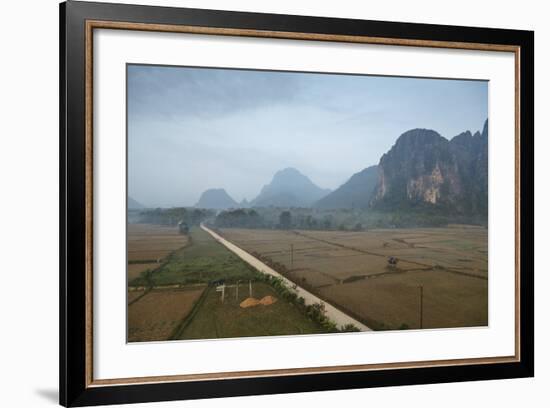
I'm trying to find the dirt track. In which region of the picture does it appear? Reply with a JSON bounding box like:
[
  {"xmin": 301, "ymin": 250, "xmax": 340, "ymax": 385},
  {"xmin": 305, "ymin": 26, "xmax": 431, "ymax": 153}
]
[{"xmin": 201, "ymin": 224, "xmax": 371, "ymax": 331}]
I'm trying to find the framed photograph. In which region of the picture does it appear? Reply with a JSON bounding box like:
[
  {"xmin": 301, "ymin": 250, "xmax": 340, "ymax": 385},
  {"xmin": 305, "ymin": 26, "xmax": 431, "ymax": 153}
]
[{"xmin": 60, "ymin": 1, "xmax": 534, "ymax": 406}]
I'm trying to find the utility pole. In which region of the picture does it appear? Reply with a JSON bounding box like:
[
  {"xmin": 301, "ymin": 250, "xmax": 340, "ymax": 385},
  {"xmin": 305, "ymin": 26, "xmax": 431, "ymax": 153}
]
[
  {"xmin": 419, "ymin": 285, "xmax": 424, "ymax": 329},
  {"xmin": 290, "ymin": 244, "xmax": 294, "ymax": 270},
  {"xmin": 249, "ymin": 280, "xmax": 252, "ymax": 297}
]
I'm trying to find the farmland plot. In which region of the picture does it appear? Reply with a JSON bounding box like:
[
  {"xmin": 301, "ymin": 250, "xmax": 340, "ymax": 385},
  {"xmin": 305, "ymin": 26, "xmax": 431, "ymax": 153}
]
[
  {"xmin": 128, "ymin": 287, "xmax": 206, "ymax": 342},
  {"xmin": 127, "ymin": 227, "xmax": 330, "ymax": 342},
  {"xmin": 128, "ymin": 263, "xmax": 159, "ymax": 281},
  {"xmin": 300, "ymin": 227, "xmax": 487, "ymax": 278},
  {"xmin": 177, "ymin": 282, "xmax": 326, "ymax": 340},
  {"xmin": 319, "ymin": 270, "xmax": 487, "ymax": 329},
  {"xmin": 140, "ymin": 227, "xmax": 259, "ymax": 287},
  {"xmin": 127, "ymin": 288, "xmax": 146, "ymax": 304},
  {"xmin": 219, "ymin": 226, "xmax": 488, "ymax": 330},
  {"xmin": 127, "ymin": 224, "xmax": 188, "ymax": 263},
  {"xmin": 127, "ymin": 224, "xmax": 189, "ymax": 284}
]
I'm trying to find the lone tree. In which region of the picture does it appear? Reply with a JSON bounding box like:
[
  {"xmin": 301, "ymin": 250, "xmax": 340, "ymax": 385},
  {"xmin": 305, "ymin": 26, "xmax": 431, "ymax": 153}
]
[{"xmin": 279, "ymin": 211, "xmax": 292, "ymax": 229}]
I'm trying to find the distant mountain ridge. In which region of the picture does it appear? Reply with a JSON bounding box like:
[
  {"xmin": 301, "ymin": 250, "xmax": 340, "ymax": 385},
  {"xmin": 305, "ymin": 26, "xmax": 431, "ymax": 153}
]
[
  {"xmin": 371, "ymin": 120, "xmax": 488, "ymax": 215},
  {"xmin": 128, "ymin": 196, "xmax": 145, "ymax": 209},
  {"xmin": 314, "ymin": 165, "xmax": 378, "ymax": 209},
  {"xmin": 251, "ymin": 167, "xmax": 331, "ymax": 208},
  {"xmin": 195, "ymin": 188, "xmax": 238, "ymax": 210},
  {"xmin": 192, "ymin": 121, "xmax": 488, "ymax": 215}
]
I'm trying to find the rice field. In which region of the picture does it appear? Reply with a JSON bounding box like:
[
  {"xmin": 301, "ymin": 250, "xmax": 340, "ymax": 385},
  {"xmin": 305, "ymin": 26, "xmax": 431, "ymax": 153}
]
[
  {"xmin": 128, "ymin": 287, "xmax": 206, "ymax": 342},
  {"xmin": 127, "ymin": 224, "xmax": 188, "ymax": 263},
  {"xmin": 176, "ymin": 282, "xmax": 326, "ymax": 340},
  {"xmin": 219, "ymin": 226, "xmax": 488, "ymax": 330},
  {"xmin": 127, "ymin": 223, "xmax": 189, "ymax": 284},
  {"xmin": 126, "ymin": 226, "xmax": 330, "ymax": 342}
]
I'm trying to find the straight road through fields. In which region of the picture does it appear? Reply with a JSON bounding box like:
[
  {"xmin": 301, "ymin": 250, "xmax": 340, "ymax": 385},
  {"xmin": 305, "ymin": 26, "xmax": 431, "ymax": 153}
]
[{"xmin": 201, "ymin": 224, "xmax": 371, "ymax": 331}]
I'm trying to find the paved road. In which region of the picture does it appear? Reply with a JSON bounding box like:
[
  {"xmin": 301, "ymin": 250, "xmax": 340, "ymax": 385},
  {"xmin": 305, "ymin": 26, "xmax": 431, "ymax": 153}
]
[{"xmin": 201, "ymin": 224, "xmax": 371, "ymax": 331}]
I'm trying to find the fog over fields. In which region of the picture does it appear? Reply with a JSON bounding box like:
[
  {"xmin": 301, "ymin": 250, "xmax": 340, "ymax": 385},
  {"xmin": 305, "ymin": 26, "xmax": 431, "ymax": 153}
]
[{"xmin": 127, "ymin": 65, "xmax": 488, "ymax": 208}]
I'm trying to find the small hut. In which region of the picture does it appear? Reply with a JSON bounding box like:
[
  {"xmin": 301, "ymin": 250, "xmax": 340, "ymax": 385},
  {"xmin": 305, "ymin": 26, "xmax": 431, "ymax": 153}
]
[{"xmin": 177, "ymin": 220, "xmax": 189, "ymax": 235}]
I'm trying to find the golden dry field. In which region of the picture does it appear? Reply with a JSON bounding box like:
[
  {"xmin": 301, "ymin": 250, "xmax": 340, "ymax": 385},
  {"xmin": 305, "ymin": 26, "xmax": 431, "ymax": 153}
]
[
  {"xmin": 127, "ymin": 224, "xmax": 189, "ymax": 283},
  {"xmin": 128, "ymin": 263, "xmax": 160, "ymax": 281},
  {"xmin": 127, "ymin": 224, "xmax": 188, "ymax": 263},
  {"xmin": 127, "ymin": 289, "xmax": 146, "ymax": 304},
  {"xmin": 219, "ymin": 226, "xmax": 488, "ymax": 330},
  {"xmin": 126, "ymin": 226, "xmax": 330, "ymax": 342},
  {"xmin": 128, "ymin": 287, "xmax": 206, "ymax": 342}
]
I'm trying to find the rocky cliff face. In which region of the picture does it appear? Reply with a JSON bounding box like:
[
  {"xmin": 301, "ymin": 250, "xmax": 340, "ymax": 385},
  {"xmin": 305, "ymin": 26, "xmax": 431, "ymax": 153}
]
[{"xmin": 371, "ymin": 120, "xmax": 488, "ymax": 215}]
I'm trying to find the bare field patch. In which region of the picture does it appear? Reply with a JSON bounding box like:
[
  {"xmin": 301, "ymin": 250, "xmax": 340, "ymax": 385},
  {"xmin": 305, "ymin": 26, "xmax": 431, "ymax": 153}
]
[
  {"xmin": 287, "ymin": 268, "xmax": 338, "ymax": 288},
  {"xmin": 128, "ymin": 287, "xmax": 205, "ymax": 342},
  {"xmin": 220, "ymin": 226, "xmax": 488, "ymax": 330},
  {"xmin": 128, "ymin": 263, "xmax": 159, "ymax": 281},
  {"xmin": 127, "ymin": 289, "xmax": 145, "ymax": 304},
  {"xmin": 319, "ymin": 270, "xmax": 488, "ymax": 330},
  {"xmin": 300, "ymin": 227, "xmax": 487, "ymax": 278},
  {"xmin": 297, "ymin": 253, "xmax": 420, "ymax": 279},
  {"xmin": 127, "ymin": 224, "xmax": 188, "ymax": 263}
]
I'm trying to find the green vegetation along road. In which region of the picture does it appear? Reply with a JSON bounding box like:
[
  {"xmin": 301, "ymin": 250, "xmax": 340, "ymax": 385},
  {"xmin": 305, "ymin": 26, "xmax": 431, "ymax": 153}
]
[{"xmin": 202, "ymin": 224, "xmax": 371, "ymax": 331}]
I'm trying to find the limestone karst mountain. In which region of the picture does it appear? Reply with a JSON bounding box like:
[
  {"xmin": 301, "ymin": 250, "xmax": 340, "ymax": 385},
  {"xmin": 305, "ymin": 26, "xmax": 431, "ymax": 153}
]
[{"xmin": 371, "ymin": 120, "xmax": 488, "ymax": 215}]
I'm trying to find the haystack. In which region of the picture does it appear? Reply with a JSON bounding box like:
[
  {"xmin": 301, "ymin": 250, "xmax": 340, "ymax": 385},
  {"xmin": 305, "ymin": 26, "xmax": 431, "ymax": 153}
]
[
  {"xmin": 259, "ymin": 295, "xmax": 277, "ymax": 306},
  {"xmin": 240, "ymin": 297, "xmax": 260, "ymax": 308}
]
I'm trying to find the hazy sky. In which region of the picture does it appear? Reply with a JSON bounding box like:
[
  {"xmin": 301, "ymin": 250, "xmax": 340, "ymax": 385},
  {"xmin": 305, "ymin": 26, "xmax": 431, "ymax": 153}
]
[{"xmin": 128, "ymin": 64, "xmax": 488, "ymax": 208}]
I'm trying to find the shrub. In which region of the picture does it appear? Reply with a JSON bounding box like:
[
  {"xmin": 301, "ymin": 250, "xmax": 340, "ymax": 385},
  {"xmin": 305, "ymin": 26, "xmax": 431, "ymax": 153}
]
[{"xmin": 340, "ymin": 324, "xmax": 361, "ymax": 332}]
